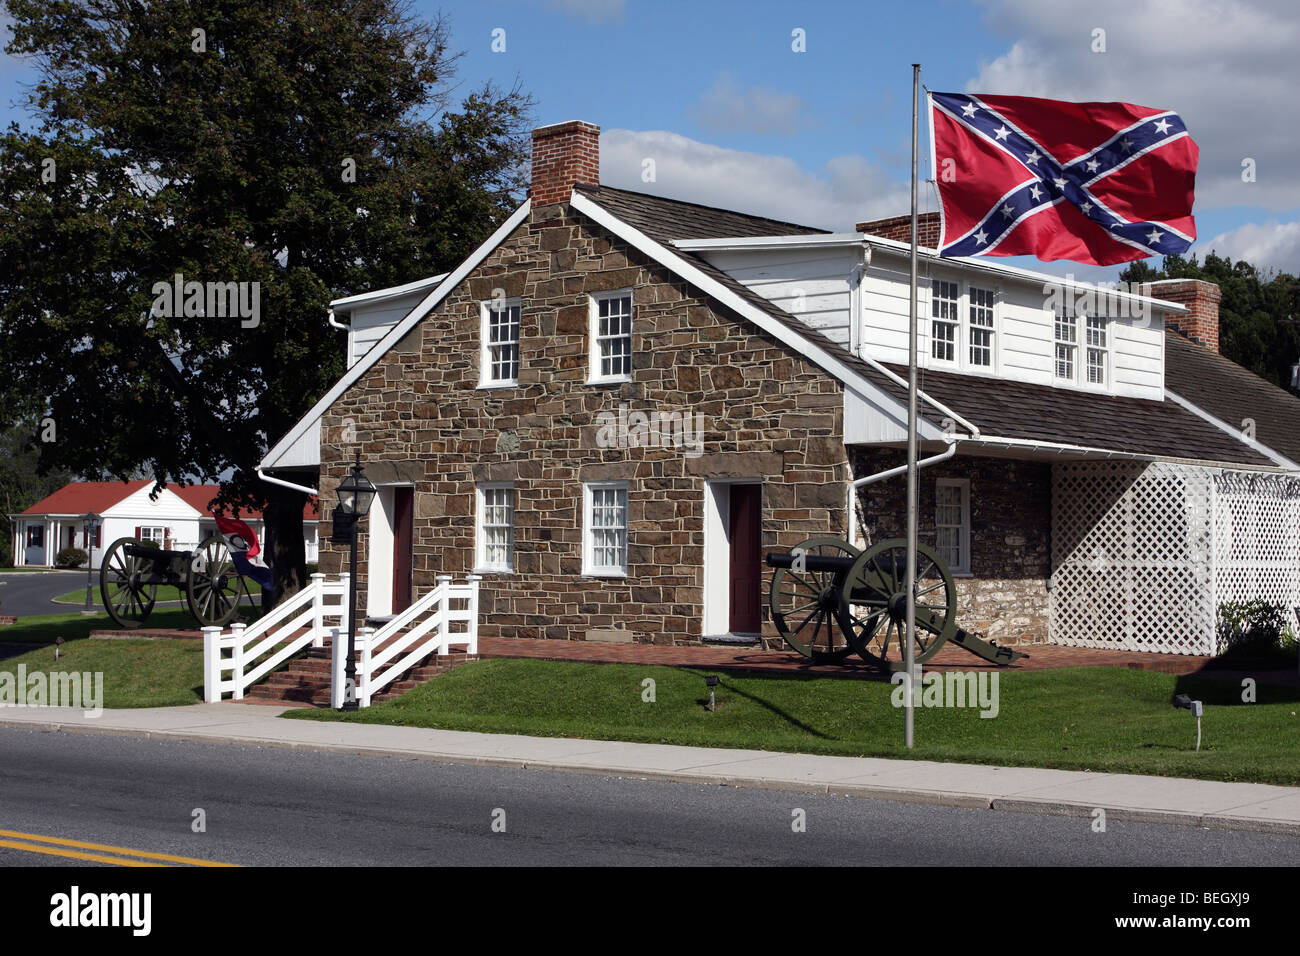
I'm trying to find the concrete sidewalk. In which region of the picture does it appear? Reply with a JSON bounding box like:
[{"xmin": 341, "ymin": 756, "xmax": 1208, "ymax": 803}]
[{"xmin": 2, "ymin": 703, "xmax": 1298, "ymax": 837}]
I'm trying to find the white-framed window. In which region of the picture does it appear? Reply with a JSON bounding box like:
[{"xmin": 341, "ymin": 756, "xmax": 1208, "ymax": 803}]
[
  {"xmin": 138, "ymin": 526, "xmax": 166, "ymax": 544},
  {"xmin": 1085, "ymin": 314, "xmax": 1108, "ymax": 386},
  {"xmin": 479, "ymin": 298, "xmax": 521, "ymax": 387},
  {"xmin": 968, "ymin": 286, "xmax": 995, "ymax": 368},
  {"xmin": 475, "ymin": 483, "xmax": 515, "ymax": 572},
  {"xmin": 934, "ymin": 479, "xmax": 970, "ymax": 574},
  {"xmin": 25, "ymin": 524, "xmax": 43, "ymax": 547},
  {"xmin": 583, "ymin": 481, "xmax": 628, "ymax": 576},
  {"xmin": 589, "ymin": 290, "xmax": 633, "ymax": 383},
  {"xmin": 1054, "ymin": 305, "xmax": 1077, "ymax": 381},
  {"xmin": 930, "ymin": 279, "xmax": 959, "ymax": 363}
]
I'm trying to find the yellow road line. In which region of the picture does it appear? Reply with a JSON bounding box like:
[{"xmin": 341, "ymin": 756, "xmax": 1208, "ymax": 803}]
[
  {"xmin": 0, "ymin": 828, "xmax": 239, "ymax": 867},
  {"xmin": 0, "ymin": 839, "xmax": 160, "ymax": 867}
]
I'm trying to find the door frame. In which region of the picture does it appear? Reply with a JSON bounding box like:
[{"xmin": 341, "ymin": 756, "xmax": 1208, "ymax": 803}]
[
  {"xmin": 366, "ymin": 483, "xmax": 414, "ymax": 619},
  {"xmin": 702, "ymin": 478, "xmax": 763, "ymax": 638}
]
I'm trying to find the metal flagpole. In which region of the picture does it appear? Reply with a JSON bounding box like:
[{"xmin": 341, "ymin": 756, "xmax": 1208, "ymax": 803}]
[{"xmin": 905, "ymin": 63, "xmax": 921, "ymax": 749}]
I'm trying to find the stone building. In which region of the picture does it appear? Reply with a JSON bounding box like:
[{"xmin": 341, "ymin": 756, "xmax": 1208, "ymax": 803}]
[{"xmin": 260, "ymin": 120, "xmax": 1300, "ymax": 657}]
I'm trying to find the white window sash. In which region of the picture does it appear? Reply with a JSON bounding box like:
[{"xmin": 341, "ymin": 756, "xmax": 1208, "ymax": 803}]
[
  {"xmin": 934, "ymin": 479, "xmax": 970, "ymax": 574},
  {"xmin": 476, "ymin": 484, "xmax": 515, "ymax": 571},
  {"xmin": 589, "ymin": 291, "xmax": 633, "ymax": 382},
  {"xmin": 480, "ymin": 300, "xmax": 521, "ymax": 386},
  {"xmin": 584, "ymin": 482, "xmax": 629, "ymax": 575}
]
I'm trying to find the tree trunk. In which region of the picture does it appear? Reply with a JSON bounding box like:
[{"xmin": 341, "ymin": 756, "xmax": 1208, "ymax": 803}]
[{"xmin": 262, "ymin": 483, "xmax": 307, "ymax": 612}]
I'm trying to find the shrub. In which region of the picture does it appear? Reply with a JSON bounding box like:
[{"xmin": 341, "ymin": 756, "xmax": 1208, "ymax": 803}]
[
  {"xmin": 55, "ymin": 547, "xmax": 88, "ymax": 569},
  {"xmin": 1216, "ymin": 600, "xmax": 1291, "ymax": 656}
]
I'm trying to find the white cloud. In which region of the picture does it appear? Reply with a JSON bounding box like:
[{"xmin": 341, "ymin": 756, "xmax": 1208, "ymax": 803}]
[
  {"xmin": 690, "ymin": 73, "xmax": 818, "ymax": 137},
  {"xmin": 600, "ymin": 128, "xmax": 911, "ymax": 232},
  {"xmin": 547, "ymin": 0, "xmax": 625, "ymax": 23},
  {"xmin": 969, "ymin": 0, "xmax": 1300, "ymax": 211},
  {"xmin": 1198, "ymin": 220, "xmax": 1300, "ymax": 275}
]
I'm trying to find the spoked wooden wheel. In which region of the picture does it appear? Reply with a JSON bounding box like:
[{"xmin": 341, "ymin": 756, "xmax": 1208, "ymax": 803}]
[
  {"xmin": 769, "ymin": 536, "xmax": 862, "ymax": 663},
  {"xmin": 99, "ymin": 537, "xmax": 158, "ymax": 628},
  {"xmin": 837, "ymin": 538, "xmax": 958, "ymax": 671},
  {"xmin": 187, "ymin": 535, "xmax": 244, "ymax": 627}
]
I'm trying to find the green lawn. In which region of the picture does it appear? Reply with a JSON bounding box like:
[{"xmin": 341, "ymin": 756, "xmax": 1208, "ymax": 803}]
[
  {"xmin": 52, "ymin": 581, "xmax": 262, "ymax": 606},
  {"xmin": 0, "ymin": 639, "xmax": 203, "ymax": 708},
  {"xmin": 285, "ymin": 658, "xmax": 1300, "ymax": 785},
  {"xmin": 0, "ymin": 607, "xmax": 200, "ymax": 643}
]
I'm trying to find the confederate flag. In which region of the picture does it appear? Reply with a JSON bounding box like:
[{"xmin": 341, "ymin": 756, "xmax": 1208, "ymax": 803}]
[{"xmin": 928, "ymin": 92, "xmax": 1198, "ymax": 266}]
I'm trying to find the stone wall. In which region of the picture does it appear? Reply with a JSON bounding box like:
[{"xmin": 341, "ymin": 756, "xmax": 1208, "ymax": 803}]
[
  {"xmin": 850, "ymin": 449, "xmax": 1051, "ymax": 645},
  {"xmin": 317, "ymin": 199, "xmax": 850, "ymax": 645}
]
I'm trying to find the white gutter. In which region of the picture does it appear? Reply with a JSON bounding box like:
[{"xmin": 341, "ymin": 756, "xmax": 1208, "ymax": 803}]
[
  {"xmin": 327, "ymin": 308, "xmax": 348, "ymax": 330},
  {"xmin": 673, "ymin": 233, "xmax": 866, "ymax": 252},
  {"xmin": 257, "ymin": 467, "xmax": 319, "ymax": 497}
]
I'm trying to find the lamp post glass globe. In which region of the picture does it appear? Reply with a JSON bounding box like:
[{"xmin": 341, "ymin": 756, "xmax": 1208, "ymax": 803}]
[{"xmin": 336, "ymin": 453, "xmax": 376, "ymax": 517}]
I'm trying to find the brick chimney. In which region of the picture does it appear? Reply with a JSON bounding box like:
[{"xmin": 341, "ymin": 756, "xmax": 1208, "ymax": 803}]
[
  {"xmin": 1141, "ymin": 278, "xmax": 1222, "ymax": 352},
  {"xmin": 857, "ymin": 212, "xmax": 941, "ymax": 248},
  {"xmin": 530, "ymin": 120, "xmax": 600, "ymax": 208}
]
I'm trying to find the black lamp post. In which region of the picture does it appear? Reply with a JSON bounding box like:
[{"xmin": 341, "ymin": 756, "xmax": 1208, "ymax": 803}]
[
  {"xmin": 81, "ymin": 511, "xmax": 100, "ymax": 613},
  {"xmin": 331, "ymin": 452, "xmax": 376, "ymax": 711}
]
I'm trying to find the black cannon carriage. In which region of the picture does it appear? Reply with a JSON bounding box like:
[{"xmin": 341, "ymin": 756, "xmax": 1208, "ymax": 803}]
[{"xmin": 766, "ymin": 536, "xmax": 1027, "ymax": 670}]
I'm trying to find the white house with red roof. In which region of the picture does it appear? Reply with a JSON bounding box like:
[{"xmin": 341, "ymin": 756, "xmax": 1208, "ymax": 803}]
[{"xmin": 9, "ymin": 482, "xmax": 319, "ymax": 569}]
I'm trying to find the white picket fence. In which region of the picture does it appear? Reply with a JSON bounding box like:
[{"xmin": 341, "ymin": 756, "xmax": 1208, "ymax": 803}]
[
  {"xmin": 334, "ymin": 574, "xmax": 481, "ymax": 708},
  {"xmin": 202, "ymin": 573, "xmax": 349, "ymax": 702}
]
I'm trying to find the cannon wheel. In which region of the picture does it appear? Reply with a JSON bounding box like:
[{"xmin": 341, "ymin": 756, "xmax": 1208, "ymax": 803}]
[
  {"xmin": 186, "ymin": 535, "xmax": 245, "ymax": 627},
  {"xmin": 837, "ymin": 538, "xmax": 958, "ymax": 671},
  {"xmin": 769, "ymin": 536, "xmax": 862, "ymax": 663},
  {"xmin": 99, "ymin": 537, "xmax": 159, "ymax": 628}
]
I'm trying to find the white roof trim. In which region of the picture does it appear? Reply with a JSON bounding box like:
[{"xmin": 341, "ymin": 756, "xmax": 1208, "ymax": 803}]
[
  {"xmin": 864, "ymin": 235, "xmax": 1190, "ymax": 313},
  {"xmin": 672, "ymin": 233, "xmax": 865, "ymax": 251},
  {"xmin": 260, "ymin": 200, "xmax": 532, "ymax": 472},
  {"xmin": 330, "ymin": 272, "xmax": 451, "ymax": 313},
  {"xmin": 1165, "ymin": 389, "xmax": 1299, "ymax": 471}
]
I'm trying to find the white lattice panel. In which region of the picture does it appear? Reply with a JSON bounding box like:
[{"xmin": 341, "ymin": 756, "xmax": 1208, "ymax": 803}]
[{"xmin": 1051, "ymin": 461, "xmax": 1300, "ymax": 656}]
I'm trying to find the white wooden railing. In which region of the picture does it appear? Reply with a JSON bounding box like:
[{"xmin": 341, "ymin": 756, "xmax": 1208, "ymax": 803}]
[
  {"xmin": 332, "ymin": 574, "xmax": 481, "ymax": 708},
  {"xmin": 202, "ymin": 573, "xmax": 349, "ymax": 702}
]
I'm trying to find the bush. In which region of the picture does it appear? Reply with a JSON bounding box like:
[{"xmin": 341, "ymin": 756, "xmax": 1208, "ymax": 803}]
[
  {"xmin": 1216, "ymin": 600, "xmax": 1293, "ymax": 656},
  {"xmin": 55, "ymin": 547, "xmax": 88, "ymax": 569}
]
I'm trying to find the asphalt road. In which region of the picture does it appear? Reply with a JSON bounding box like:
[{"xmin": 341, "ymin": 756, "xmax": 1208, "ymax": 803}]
[
  {"xmin": 2, "ymin": 727, "xmax": 1297, "ymax": 867},
  {"xmin": 0, "ymin": 570, "xmax": 86, "ymax": 618}
]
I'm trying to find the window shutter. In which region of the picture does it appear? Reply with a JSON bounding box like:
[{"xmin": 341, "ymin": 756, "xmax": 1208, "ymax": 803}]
[
  {"xmin": 95, "ymin": 525, "xmax": 102, "ymax": 548},
  {"xmin": 134, "ymin": 525, "xmax": 141, "ymax": 539}
]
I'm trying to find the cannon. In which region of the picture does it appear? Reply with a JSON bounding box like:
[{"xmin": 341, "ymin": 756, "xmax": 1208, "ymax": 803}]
[
  {"xmin": 766, "ymin": 536, "xmax": 1028, "ymax": 670},
  {"xmin": 98, "ymin": 517, "xmax": 271, "ymax": 628}
]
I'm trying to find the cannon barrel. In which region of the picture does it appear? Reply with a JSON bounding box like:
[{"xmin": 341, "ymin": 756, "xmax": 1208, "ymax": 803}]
[{"xmin": 765, "ymin": 551, "xmax": 857, "ymax": 573}]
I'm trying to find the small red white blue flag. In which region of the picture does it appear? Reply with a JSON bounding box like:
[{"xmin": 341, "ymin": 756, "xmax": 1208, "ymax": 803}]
[{"xmin": 928, "ymin": 92, "xmax": 1199, "ymax": 266}]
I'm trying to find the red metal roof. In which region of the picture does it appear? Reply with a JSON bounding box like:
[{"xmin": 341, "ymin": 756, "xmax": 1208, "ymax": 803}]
[
  {"xmin": 19, "ymin": 481, "xmax": 151, "ymax": 516},
  {"xmin": 22, "ymin": 482, "xmax": 319, "ymax": 521}
]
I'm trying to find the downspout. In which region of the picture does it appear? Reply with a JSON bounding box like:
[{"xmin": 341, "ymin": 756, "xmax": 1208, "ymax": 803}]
[
  {"xmin": 327, "ymin": 308, "xmax": 349, "ymax": 330},
  {"xmin": 257, "ymin": 467, "xmax": 319, "ymax": 497}
]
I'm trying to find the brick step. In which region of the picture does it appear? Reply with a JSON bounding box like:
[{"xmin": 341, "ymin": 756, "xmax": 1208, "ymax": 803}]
[{"xmin": 242, "ymin": 650, "xmax": 479, "ymax": 706}]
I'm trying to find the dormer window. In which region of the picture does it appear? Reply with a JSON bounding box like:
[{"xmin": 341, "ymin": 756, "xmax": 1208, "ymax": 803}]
[
  {"xmin": 1085, "ymin": 315, "xmax": 1108, "ymax": 386},
  {"xmin": 480, "ymin": 298, "xmax": 521, "ymax": 387},
  {"xmin": 1054, "ymin": 305, "xmax": 1077, "ymax": 381},
  {"xmin": 930, "ymin": 279, "xmax": 959, "ymax": 363},
  {"xmin": 589, "ymin": 290, "xmax": 633, "ymax": 383},
  {"xmin": 968, "ymin": 286, "xmax": 995, "ymax": 368}
]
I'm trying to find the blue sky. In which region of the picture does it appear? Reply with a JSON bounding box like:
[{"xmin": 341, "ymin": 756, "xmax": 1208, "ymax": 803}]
[{"xmin": 3, "ymin": 0, "xmax": 1297, "ymax": 282}]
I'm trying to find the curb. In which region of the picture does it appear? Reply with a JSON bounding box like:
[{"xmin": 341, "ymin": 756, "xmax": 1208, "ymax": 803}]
[{"xmin": 3, "ymin": 716, "xmax": 1298, "ymax": 837}]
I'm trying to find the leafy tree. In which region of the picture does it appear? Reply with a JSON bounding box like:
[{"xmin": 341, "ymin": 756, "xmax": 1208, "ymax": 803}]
[
  {"xmin": 0, "ymin": 1, "xmax": 533, "ymax": 603},
  {"xmin": 0, "ymin": 413, "xmax": 74, "ymax": 567},
  {"xmin": 1121, "ymin": 252, "xmax": 1300, "ymax": 392}
]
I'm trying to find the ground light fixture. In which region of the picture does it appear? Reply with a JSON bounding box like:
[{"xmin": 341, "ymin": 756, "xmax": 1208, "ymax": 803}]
[
  {"xmin": 81, "ymin": 511, "xmax": 100, "ymax": 613},
  {"xmin": 331, "ymin": 452, "xmax": 376, "ymax": 712},
  {"xmin": 1172, "ymin": 692, "xmax": 1204, "ymax": 752},
  {"xmin": 705, "ymin": 674, "xmax": 720, "ymax": 712}
]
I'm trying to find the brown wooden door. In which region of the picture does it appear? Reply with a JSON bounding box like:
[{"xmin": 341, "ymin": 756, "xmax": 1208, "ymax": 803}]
[
  {"xmin": 728, "ymin": 484, "xmax": 762, "ymax": 634},
  {"xmin": 392, "ymin": 487, "xmax": 414, "ymax": 614}
]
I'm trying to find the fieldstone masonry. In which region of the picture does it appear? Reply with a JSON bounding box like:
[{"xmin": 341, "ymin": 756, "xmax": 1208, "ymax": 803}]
[
  {"xmin": 850, "ymin": 448, "xmax": 1051, "ymax": 645},
  {"xmin": 318, "ymin": 198, "xmax": 850, "ymax": 646}
]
